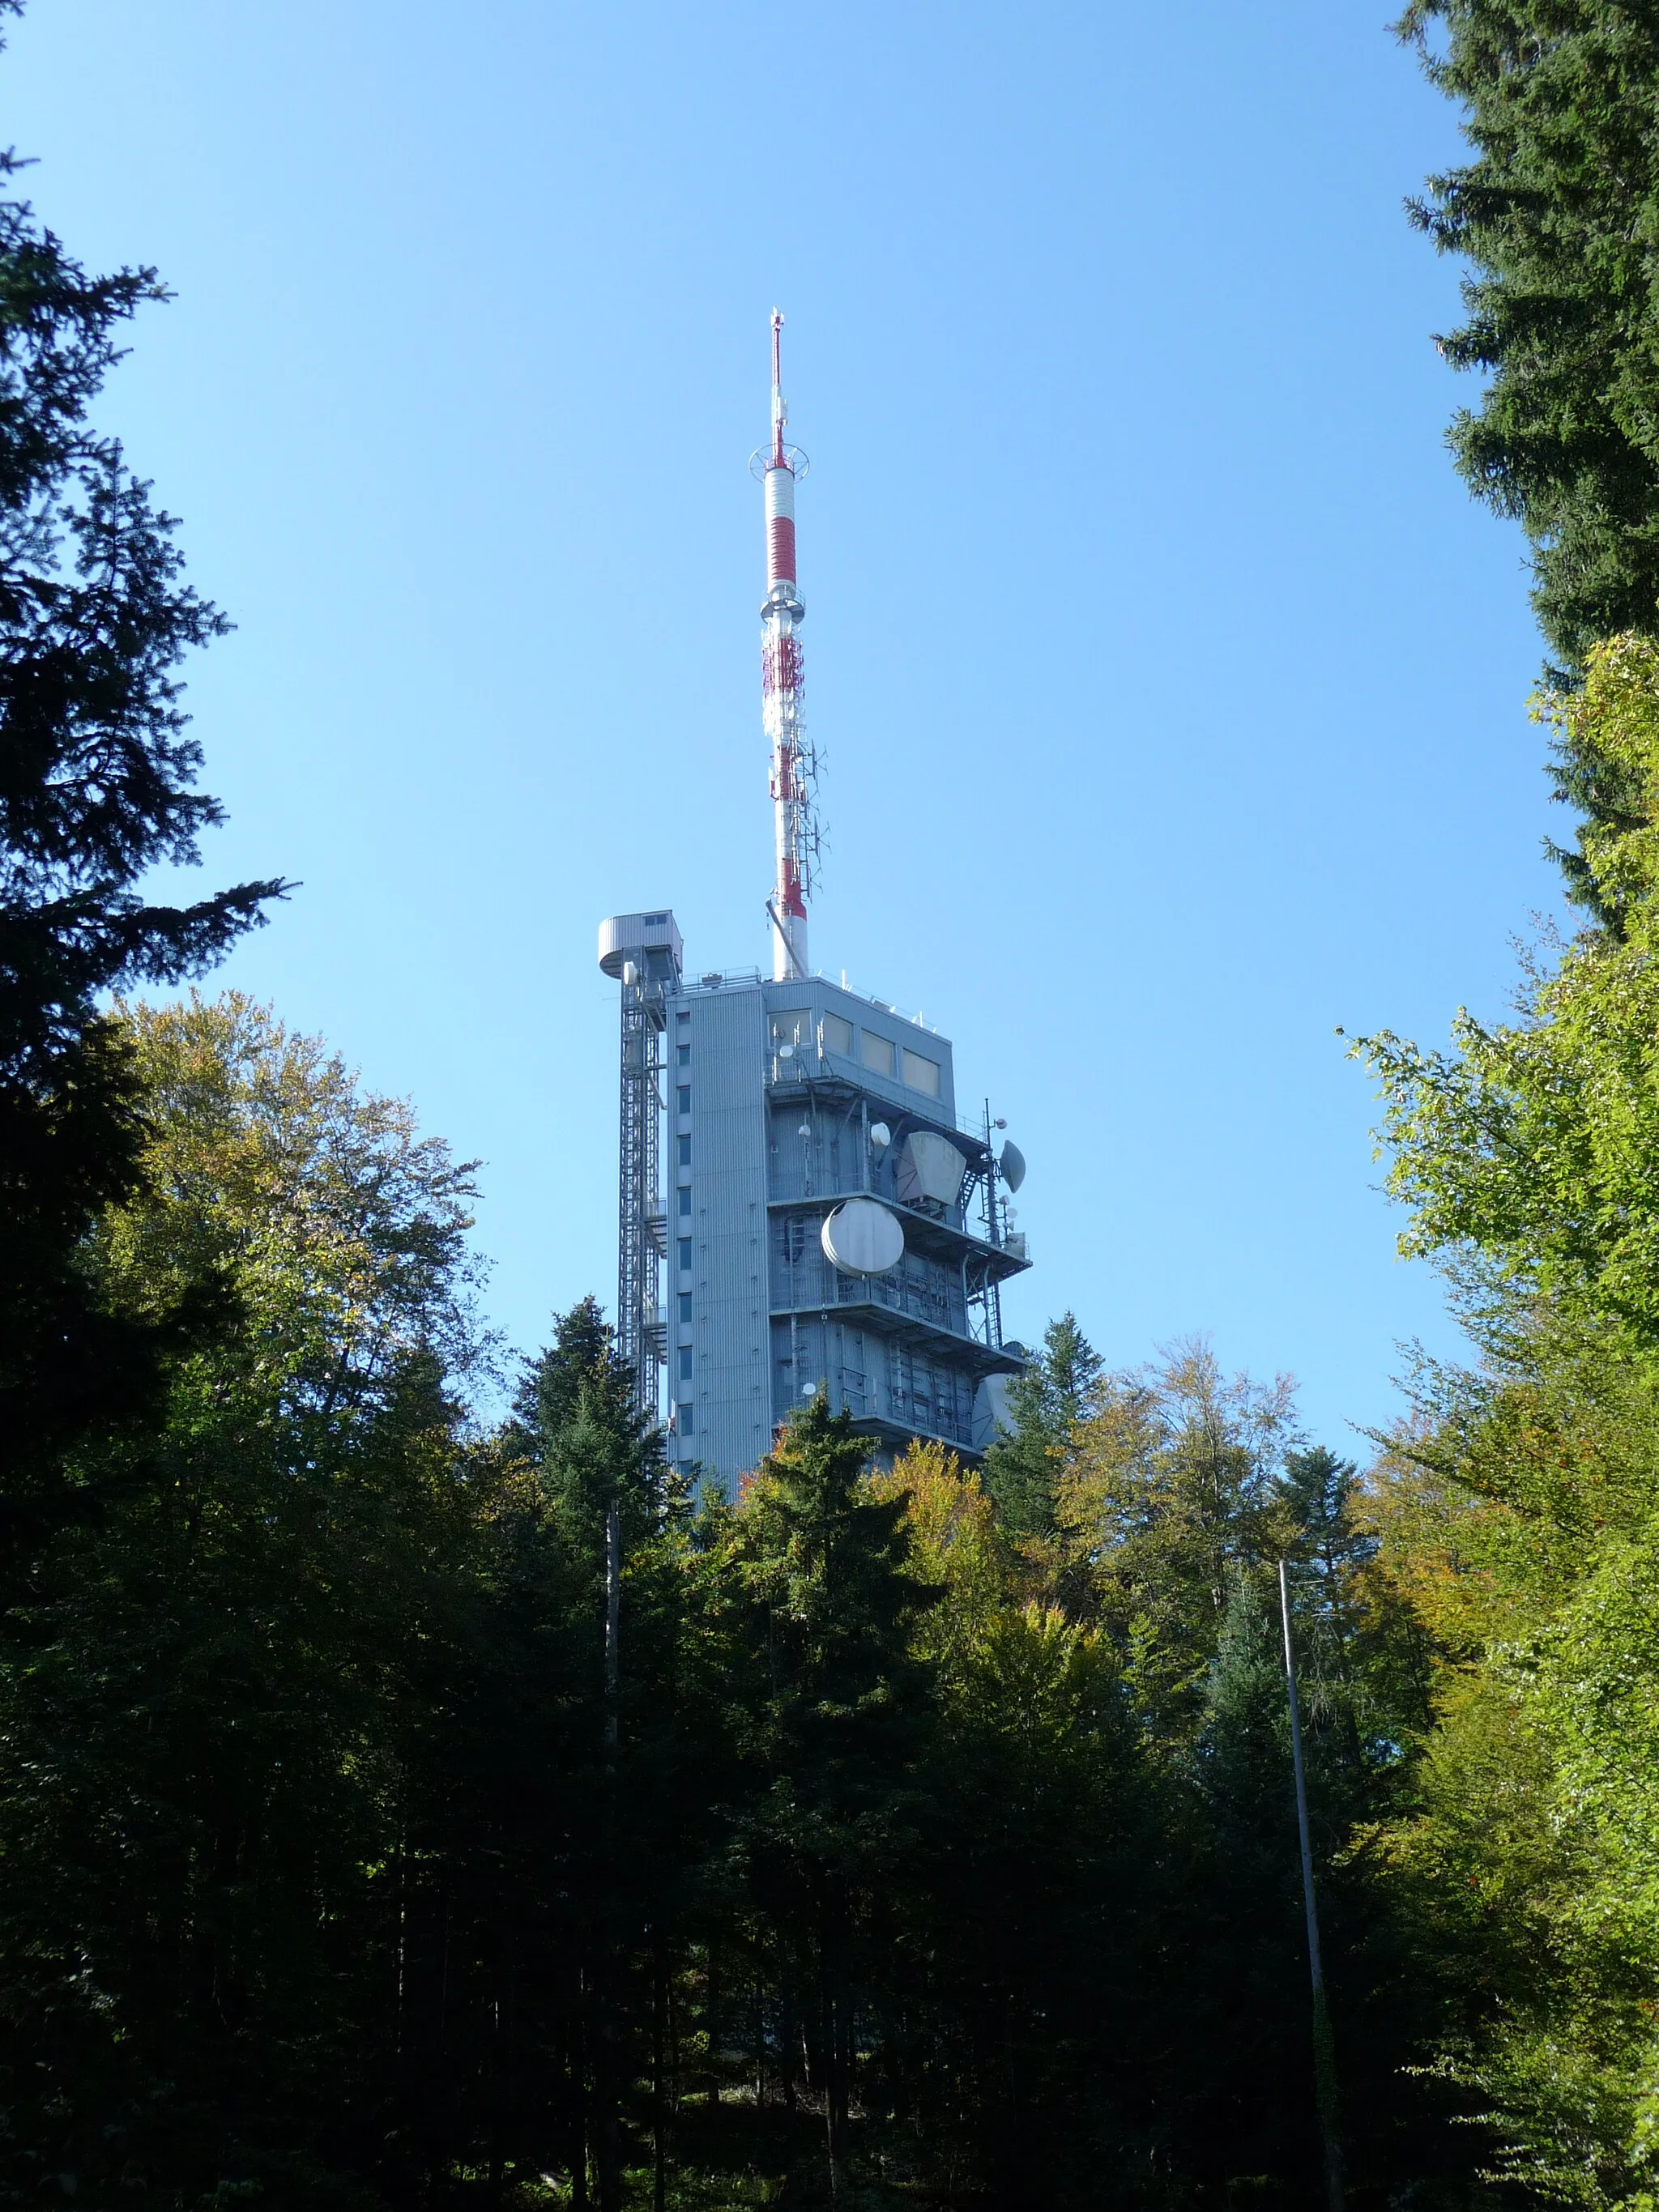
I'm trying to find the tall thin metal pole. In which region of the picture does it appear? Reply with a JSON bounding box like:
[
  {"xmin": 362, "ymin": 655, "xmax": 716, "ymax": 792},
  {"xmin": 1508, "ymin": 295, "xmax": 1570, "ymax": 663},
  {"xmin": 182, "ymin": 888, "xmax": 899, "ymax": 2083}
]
[
  {"xmin": 1278, "ymin": 1558, "xmax": 1345, "ymax": 2212},
  {"xmin": 603, "ymin": 1501, "xmax": 621, "ymax": 1754}
]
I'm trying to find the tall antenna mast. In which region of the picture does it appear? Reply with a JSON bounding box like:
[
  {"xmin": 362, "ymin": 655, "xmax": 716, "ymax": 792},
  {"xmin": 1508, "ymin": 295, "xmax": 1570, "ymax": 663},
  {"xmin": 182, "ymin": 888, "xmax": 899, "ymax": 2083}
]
[{"xmin": 754, "ymin": 309, "xmax": 818, "ymax": 982}]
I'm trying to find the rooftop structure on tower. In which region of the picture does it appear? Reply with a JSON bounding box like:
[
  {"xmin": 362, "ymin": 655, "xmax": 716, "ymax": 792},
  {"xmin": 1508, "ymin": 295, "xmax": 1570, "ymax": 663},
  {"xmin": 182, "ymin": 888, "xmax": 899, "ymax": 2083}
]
[{"xmin": 599, "ymin": 317, "xmax": 1030, "ymax": 1495}]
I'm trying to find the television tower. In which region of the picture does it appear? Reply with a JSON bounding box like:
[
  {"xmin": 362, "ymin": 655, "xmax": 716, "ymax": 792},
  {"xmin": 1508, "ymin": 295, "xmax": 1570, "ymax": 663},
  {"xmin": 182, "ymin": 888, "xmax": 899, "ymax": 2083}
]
[
  {"xmin": 600, "ymin": 313, "xmax": 1034, "ymax": 1494},
  {"xmin": 756, "ymin": 310, "xmax": 818, "ymax": 982}
]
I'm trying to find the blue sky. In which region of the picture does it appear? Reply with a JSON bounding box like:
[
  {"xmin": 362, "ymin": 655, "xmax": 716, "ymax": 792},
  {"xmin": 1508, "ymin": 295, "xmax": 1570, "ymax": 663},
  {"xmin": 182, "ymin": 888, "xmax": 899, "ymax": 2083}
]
[{"xmin": 9, "ymin": 1, "xmax": 1557, "ymax": 1448}]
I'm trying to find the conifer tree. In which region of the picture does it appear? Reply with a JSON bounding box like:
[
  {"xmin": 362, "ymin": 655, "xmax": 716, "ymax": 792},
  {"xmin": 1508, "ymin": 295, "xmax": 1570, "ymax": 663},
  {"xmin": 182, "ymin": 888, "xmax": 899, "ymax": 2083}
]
[
  {"xmin": 980, "ymin": 1310, "xmax": 1101, "ymax": 1540},
  {"xmin": 1397, "ymin": 0, "xmax": 1659, "ymax": 918},
  {"xmin": 0, "ymin": 19, "xmax": 284, "ymax": 1519},
  {"xmin": 723, "ymin": 1395, "xmax": 935, "ymax": 2196},
  {"xmin": 507, "ymin": 1301, "xmax": 719, "ymax": 2210}
]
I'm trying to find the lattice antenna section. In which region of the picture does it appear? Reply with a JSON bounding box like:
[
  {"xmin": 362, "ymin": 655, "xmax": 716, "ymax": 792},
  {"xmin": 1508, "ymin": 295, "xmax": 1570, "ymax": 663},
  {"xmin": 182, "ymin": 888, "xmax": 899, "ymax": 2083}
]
[
  {"xmin": 752, "ymin": 309, "xmax": 820, "ymax": 982},
  {"xmin": 617, "ymin": 980, "xmax": 665, "ymax": 1413},
  {"xmin": 598, "ymin": 912, "xmax": 683, "ymax": 1421}
]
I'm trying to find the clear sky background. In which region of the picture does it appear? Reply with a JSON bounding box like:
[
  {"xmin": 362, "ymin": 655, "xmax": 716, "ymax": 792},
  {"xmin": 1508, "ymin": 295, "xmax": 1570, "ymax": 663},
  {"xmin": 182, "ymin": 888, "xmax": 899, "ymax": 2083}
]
[{"xmin": 6, "ymin": 1, "xmax": 1557, "ymax": 1449}]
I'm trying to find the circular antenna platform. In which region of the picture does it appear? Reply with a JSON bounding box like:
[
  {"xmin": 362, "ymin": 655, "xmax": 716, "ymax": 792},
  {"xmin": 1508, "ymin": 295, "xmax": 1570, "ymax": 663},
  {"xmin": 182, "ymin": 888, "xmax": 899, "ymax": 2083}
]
[{"xmin": 749, "ymin": 445, "xmax": 811, "ymax": 482}]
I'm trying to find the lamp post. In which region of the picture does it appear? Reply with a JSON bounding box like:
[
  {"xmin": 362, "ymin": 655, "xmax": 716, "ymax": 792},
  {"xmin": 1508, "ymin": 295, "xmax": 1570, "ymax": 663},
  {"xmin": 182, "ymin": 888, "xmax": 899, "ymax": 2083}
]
[{"xmin": 1279, "ymin": 1556, "xmax": 1345, "ymax": 2211}]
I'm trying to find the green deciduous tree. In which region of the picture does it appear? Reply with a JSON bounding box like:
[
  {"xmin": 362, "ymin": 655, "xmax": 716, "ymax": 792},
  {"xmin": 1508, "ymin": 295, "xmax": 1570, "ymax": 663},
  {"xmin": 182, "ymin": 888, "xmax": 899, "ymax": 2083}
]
[
  {"xmin": 1366, "ymin": 634, "xmax": 1659, "ymax": 1341},
  {"xmin": 1357, "ymin": 632, "xmax": 1659, "ymax": 2198},
  {"xmin": 1056, "ymin": 1337, "xmax": 1301, "ymax": 1743},
  {"xmin": 0, "ymin": 993, "xmax": 485, "ymax": 2207}
]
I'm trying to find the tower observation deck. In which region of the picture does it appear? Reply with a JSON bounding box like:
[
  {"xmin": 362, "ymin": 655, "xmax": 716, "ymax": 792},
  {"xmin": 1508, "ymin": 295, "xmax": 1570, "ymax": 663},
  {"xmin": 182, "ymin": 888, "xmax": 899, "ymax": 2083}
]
[{"xmin": 599, "ymin": 320, "xmax": 1031, "ymax": 1494}]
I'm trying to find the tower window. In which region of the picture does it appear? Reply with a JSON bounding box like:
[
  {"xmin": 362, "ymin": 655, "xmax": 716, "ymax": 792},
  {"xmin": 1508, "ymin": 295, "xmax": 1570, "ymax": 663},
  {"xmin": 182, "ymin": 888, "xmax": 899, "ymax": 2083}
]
[
  {"xmin": 902, "ymin": 1048, "xmax": 940, "ymax": 1097},
  {"xmin": 821, "ymin": 1012, "xmax": 853, "ymax": 1057},
  {"xmin": 678, "ymin": 1134, "xmax": 692, "ymax": 1166},
  {"xmin": 861, "ymin": 1031, "xmax": 895, "ymax": 1077},
  {"xmin": 679, "ymin": 1347, "xmax": 693, "ymax": 1381},
  {"xmin": 677, "ymin": 1238, "xmax": 692, "ymax": 1272},
  {"xmin": 679, "ymin": 1188, "xmax": 692, "ymax": 1217},
  {"xmin": 677, "ymin": 1085, "xmax": 690, "ymax": 1113},
  {"xmin": 677, "ymin": 1042, "xmax": 690, "ymax": 1068}
]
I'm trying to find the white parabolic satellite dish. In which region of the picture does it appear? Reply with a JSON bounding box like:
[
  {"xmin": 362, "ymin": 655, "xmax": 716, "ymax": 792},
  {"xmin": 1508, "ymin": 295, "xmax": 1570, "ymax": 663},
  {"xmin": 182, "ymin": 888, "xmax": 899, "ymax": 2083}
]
[{"xmin": 821, "ymin": 1197, "xmax": 906, "ymax": 1277}]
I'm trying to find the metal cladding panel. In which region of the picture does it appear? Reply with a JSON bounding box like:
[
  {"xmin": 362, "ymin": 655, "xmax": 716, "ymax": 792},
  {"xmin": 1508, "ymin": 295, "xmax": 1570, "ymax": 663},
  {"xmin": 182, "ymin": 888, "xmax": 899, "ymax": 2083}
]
[
  {"xmin": 767, "ymin": 517, "xmax": 797, "ymax": 587},
  {"xmin": 766, "ymin": 1093, "xmax": 870, "ymax": 1209},
  {"xmin": 764, "ymin": 465, "xmax": 796, "ymax": 523},
  {"xmin": 774, "ymin": 1226, "xmax": 970, "ymax": 1340},
  {"xmin": 766, "ymin": 1089, "xmax": 977, "ymax": 1243},
  {"xmin": 761, "ymin": 979, "xmax": 956, "ymax": 1123},
  {"xmin": 766, "ymin": 1297, "xmax": 980, "ymax": 1456},
  {"xmin": 770, "ymin": 1309, "xmax": 876, "ymax": 1423},
  {"xmin": 662, "ymin": 977, "xmax": 997, "ymax": 1485},
  {"xmin": 598, "ymin": 909, "xmax": 684, "ymax": 982},
  {"xmin": 684, "ymin": 987, "xmax": 770, "ymax": 1498}
]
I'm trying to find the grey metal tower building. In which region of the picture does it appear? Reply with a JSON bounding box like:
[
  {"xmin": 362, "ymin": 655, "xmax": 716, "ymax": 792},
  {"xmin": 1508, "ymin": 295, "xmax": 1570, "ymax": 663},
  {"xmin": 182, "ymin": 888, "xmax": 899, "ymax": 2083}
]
[
  {"xmin": 598, "ymin": 321, "xmax": 1030, "ymax": 1492},
  {"xmin": 595, "ymin": 931, "xmax": 1031, "ymax": 1494}
]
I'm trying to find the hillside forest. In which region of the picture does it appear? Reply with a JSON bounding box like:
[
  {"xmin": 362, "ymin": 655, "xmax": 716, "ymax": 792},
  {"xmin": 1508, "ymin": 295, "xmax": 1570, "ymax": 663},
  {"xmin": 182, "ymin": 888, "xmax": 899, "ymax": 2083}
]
[{"xmin": 9, "ymin": 2, "xmax": 1659, "ymax": 2205}]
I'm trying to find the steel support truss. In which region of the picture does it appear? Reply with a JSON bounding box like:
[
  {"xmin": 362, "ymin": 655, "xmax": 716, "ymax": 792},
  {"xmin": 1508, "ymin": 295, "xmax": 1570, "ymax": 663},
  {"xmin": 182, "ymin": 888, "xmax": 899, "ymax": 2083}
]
[{"xmin": 617, "ymin": 970, "xmax": 669, "ymax": 1423}]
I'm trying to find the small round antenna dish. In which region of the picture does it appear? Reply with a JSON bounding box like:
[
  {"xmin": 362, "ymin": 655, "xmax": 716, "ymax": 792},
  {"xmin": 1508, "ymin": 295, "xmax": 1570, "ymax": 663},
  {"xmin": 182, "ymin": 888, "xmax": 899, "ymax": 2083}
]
[
  {"xmin": 621, "ymin": 960, "xmax": 638, "ymax": 988},
  {"xmin": 869, "ymin": 1122, "xmax": 892, "ymax": 1150},
  {"xmin": 778, "ymin": 1041, "xmax": 794, "ymax": 1059},
  {"xmin": 999, "ymin": 1140, "xmax": 1027, "ymax": 1194}
]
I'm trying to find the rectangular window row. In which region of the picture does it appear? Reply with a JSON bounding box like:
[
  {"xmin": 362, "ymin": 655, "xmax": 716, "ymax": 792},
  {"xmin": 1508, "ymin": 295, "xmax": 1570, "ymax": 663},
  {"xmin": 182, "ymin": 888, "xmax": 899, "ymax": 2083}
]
[{"xmin": 770, "ymin": 1009, "xmax": 940, "ymax": 1098}]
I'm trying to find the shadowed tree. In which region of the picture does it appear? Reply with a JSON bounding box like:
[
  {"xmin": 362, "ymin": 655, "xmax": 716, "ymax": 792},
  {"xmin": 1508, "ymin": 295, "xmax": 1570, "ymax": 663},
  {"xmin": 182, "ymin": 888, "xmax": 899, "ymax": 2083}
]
[
  {"xmin": 0, "ymin": 29, "xmax": 284, "ymax": 1549},
  {"xmin": 721, "ymin": 1395, "xmax": 936, "ymax": 2201},
  {"xmin": 981, "ymin": 1310, "xmax": 1102, "ymax": 1542}
]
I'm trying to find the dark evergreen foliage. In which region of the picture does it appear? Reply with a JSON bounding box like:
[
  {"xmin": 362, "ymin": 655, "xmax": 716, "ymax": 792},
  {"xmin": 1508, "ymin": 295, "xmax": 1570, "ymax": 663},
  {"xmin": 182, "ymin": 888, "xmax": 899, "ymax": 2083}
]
[
  {"xmin": 0, "ymin": 25, "xmax": 284, "ymax": 1532},
  {"xmin": 979, "ymin": 1308, "xmax": 1100, "ymax": 1538},
  {"xmin": 1398, "ymin": 0, "xmax": 1659, "ymax": 918}
]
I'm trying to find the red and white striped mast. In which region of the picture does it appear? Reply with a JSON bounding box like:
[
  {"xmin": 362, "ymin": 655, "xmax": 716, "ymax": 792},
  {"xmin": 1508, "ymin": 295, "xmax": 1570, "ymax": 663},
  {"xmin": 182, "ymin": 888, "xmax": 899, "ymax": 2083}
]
[{"xmin": 756, "ymin": 310, "xmax": 817, "ymax": 982}]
